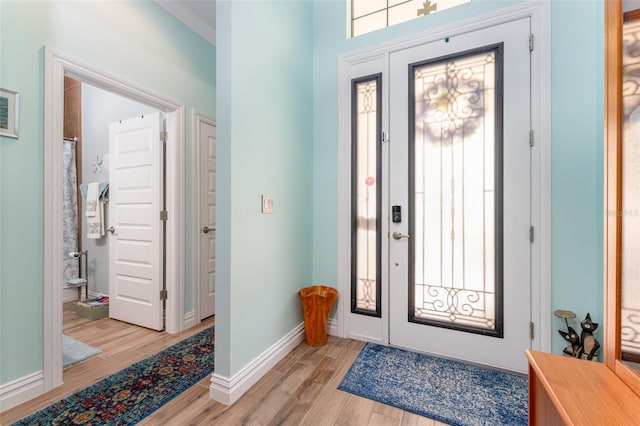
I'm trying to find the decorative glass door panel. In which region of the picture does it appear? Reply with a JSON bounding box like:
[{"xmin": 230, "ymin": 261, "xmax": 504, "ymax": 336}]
[
  {"xmin": 352, "ymin": 75, "xmax": 382, "ymax": 317},
  {"xmin": 409, "ymin": 46, "xmax": 503, "ymax": 336}
]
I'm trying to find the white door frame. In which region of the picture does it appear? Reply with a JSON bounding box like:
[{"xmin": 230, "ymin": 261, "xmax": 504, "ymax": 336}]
[
  {"xmin": 192, "ymin": 110, "xmax": 216, "ymax": 325},
  {"xmin": 43, "ymin": 47, "xmax": 186, "ymax": 393},
  {"xmin": 336, "ymin": 1, "xmax": 552, "ymax": 353}
]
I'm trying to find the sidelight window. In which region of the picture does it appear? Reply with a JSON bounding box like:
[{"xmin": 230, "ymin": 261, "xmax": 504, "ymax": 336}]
[{"xmin": 351, "ymin": 75, "xmax": 382, "ymax": 317}]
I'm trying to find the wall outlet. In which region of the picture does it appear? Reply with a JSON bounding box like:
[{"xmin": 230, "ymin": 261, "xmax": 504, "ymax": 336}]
[{"xmin": 261, "ymin": 195, "xmax": 274, "ymax": 213}]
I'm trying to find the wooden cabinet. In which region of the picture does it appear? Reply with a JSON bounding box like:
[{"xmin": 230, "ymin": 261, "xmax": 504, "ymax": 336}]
[
  {"xmin": 526, "ymin": 350, "xmax": 640, "ymax": 425},
  {"xmin": 526, "ymin": 2, "xmax": 640, "ymax": 424}
]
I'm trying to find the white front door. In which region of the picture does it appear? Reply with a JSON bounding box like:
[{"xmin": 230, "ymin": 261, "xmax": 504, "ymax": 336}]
[
  {"xmin": 388, "ymin": 18, "xmax": 531, "ymax": 372},
  {"xmin": 108, "ymin": 112, "xmax": 164, "ymax": 331},
  {"xmin": 198, "ymin": 118, "xmax": 216, "ymax": 320}
]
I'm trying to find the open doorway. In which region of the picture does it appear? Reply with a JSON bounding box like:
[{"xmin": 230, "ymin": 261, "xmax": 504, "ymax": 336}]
[
  {"xmin": 62, "ymin": 79, "xmax": 162, "ymax": 306},
  {"xmin": 61, "ymin": 79, "xmax": 166, "ymax": 368},
  {"xmin": 43, "ymin": 48, "xmax": 187, "ymax": 394}
]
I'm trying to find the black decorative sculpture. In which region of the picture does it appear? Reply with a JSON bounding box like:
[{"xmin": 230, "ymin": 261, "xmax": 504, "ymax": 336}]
[
  {"xmin": 580, "ymin": 313, "xmax": 601, "ymax": 361},
  {"xmin": 559, "ymin": 326, "xmax": 582, "ymax": 357},
  {"xmin": 554, "ymin": 310, "xmax": 601, "ymax": 361}
]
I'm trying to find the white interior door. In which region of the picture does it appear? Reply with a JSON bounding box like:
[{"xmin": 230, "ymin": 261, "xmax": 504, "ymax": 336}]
[
  {"xmin": 108, "ymin": 112, "xmax": 164, "ymax": 331},
  {"xmin": 388, "ymin": 18, "xmax": 531, "ymax": 372},
  {"xmin": 199, "ymin": 118, "xmax": 216, "ymax": 320}
]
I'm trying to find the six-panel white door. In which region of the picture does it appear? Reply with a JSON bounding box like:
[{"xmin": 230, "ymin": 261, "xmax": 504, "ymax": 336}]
[
  {"xmin": 199, "ymin": 118, "xmax": 216, "ymax": 320},
  {"xmin": 108, "ymin": 112, "xmax": 164, "ymax": 331}
]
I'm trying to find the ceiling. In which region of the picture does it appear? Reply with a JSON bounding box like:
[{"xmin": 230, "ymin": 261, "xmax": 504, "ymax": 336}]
[{"xmin": 155, "ymin": 0, "xmax": 216, "ymax": 45}]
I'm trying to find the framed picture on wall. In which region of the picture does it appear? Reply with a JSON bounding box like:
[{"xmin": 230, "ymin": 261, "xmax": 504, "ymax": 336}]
[{"xmin": 0, "ymin": 88, "xmax": 20, "ymax": 139}]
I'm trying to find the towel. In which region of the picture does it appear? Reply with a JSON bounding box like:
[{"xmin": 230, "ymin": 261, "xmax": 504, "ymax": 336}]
[
  {"xmin": 80, "ymin": 182, "xmax": 109, "ymax": 202},
  {"xmin": 98, "ymin": 183, "xmax": 110, "ymax": 202},
  {"xmin": 86, "ymin": 199, "xmax": 105, "ymax": 239},
  {"xmin": 86, "ymin": 183, "xmax": 104, "ymax": 239},
  {"xmin": 85, "ymin": 183, "xmax": 99, "ymax": 217}
]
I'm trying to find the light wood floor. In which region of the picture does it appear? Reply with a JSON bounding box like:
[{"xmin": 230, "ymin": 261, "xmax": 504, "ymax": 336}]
[{"xmin": 1, "ymin": 304, "xmax": 448, "ymax": 425}]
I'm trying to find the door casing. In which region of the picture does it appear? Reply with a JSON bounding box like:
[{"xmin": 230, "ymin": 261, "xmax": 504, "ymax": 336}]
[
  {"xmin": 336, "ymin": 1, "xmax": 552, "ymax": 354},
  {"xmin": 43, "ymin": 47, "xmax": 186, "ymax": 395}
]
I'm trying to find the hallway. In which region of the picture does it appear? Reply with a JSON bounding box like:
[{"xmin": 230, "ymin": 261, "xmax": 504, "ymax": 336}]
[{"xmin": 1, "ymin": 310, "xmax": 446, "ymax": 425}]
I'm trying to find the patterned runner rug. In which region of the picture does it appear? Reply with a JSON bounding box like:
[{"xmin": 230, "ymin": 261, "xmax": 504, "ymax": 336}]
[
  {"xmin": 13, "ymin": 327, "xmax": 214, "ymax": 426},
  {"xmin": 338, "ymin": 343, "xmax": 527, "ymax": 426}
]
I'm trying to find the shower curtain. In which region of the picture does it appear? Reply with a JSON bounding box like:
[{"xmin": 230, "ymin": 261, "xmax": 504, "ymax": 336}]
[{"xmin": 62, "ymin": 140, "xmax": 79, "ymax": 283}]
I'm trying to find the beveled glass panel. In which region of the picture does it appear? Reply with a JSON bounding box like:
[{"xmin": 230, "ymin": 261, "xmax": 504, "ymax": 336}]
[
  {"xmin": 352, "ymin": 76, "xmax": 381, "ymax": 316},
  {"xmin": 352, "ymin": 0, "xmax": 387, "ymax": 19},
  {"xmin": 410, "ymin": 46, "xmax": 502, "ymax": 335},
  {"xmin": 388, "ymin": 0, "xmax": 424, "ymax": 27},
  {"xmin": 621, "ymin": 18, "xmax": 640, "ymax": 365},
  {"xmin": 352, "ymin": 10, "xmax": 387, "ymax": 37},
  {"xmin": 352, "ymin": 0, "xmax": 472, "ymax": 37}
]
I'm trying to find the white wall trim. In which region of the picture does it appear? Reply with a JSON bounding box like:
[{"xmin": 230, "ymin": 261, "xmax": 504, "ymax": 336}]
[
  {"xmin": 43, "ymin": 47, "xmax": 186, "ymax": 401},
  {"xmin": 337, "ymin": 0, "xmax": 551, "ymax": 352},
  {"xmin": 529, "ymin": 0, "xmax": 552, "ymax": 353},
  {"xmin": 0, "ymin": 371, "xmax": 44, "ymax": 412},
  {"xmin": 209, "ymin": 323, "xmax": 305, "ymax": 406},
  {"xmin": 336, "ymin": 52, "xmax": 349, "ymax": 341},
  {"xmin": 155, "ymin": 0, "xmax": 216, "ymax": 46},
  {"xmin": 184, "ymin": 310, "xmax": 196, "ymax": 327},
  {"xmin": 327, "ymin": 317, "xmax": 339, "ymax": 337},
  {"xmin": 164, "ymin": 106, "xmax": 186, "ymax": 334},
  {"xmin": 43, "ymin": 48, "xmax": 65, "ymax": 392},
  {"xmin": 192, "ymin": 110, "xmax": 216, "ymax": 328}
]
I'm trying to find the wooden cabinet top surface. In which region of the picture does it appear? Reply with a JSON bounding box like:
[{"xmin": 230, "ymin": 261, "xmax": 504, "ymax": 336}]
[{"xmin": 526, "ymin": 350, "xmax": 640, "ymax": 425}]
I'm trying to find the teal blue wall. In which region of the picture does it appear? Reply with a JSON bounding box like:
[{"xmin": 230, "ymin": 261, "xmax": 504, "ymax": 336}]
[
  {"xmin": 1, "ymin": 0, "xmax": 607, "ymax": 399},
  {"xmin": 312, "ymin": 0, "xmax": 605, "ymax": 355},
  {"xmin": 0, "ymin": 0, "xmax": 215, "ymax": 384},
  {"xmin": 550, "ymin": 0, "xmax": 604, "ymax": 353},
  {"xmin": 215, "ymin": 0, "xmax": 313, "ymax": 377}
]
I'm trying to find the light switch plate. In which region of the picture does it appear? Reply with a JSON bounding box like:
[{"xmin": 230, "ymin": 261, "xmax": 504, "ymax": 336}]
[{"xmin": 261, "ymin": 195, "xmax": 274, "ymax": 213}]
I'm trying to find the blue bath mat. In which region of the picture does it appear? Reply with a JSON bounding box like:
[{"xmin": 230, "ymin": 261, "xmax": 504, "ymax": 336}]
[
  {"xmin": 338, "ymin": 343, "xmax": 528, "ymax": 426},
  {"xmin": 62, "ymin": 335, "xmax": 101, "ymax": 367}
]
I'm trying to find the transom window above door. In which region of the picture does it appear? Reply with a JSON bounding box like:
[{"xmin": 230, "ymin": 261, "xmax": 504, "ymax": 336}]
[{"xmin": 351, "ymin": 0, "xmax": 472, "ymax": 37}]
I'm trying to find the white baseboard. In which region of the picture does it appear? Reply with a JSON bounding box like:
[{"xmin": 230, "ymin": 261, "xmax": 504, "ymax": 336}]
[
  {"xmin": 183, "ymin": 310, "xmax": 197, "ymax": 332},
  {"xmin": 210, "ymin": 322, "xmax": 305, "ymax": 406},
  {"xmin": 0, "ymin": 371, "xmax": 44, "ymax": 413},
  {"xmin": 327, "ymin": 317, "xmax": 338, "ymax": 337},
  {"xmin": 62, "ymin": 289, "xmax": 104, "ymax": 304},
  {"xmin": 62, "ymin": 287, "xmax": 78, "ymax": 303}
]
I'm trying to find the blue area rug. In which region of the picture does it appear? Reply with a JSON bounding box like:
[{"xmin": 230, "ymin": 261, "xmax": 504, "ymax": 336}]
[
  {"xmin": 62, "ymin": 335, "xmax": 101, "ymax": 367},
  {"xmin": 338, "ymin": 343, "xmax": 527, "ymax": 426},
  {"xmin": 13, "ymin": 327, "xmax": 214, "ymax": 426}
]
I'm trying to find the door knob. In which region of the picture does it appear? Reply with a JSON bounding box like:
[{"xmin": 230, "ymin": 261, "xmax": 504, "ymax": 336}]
[
  {"xmin": 107, "ymin": 226, "xmax": 115, "ymax": 234},
  {"xmin": 392, "ymin": 232, "xmax": 410, "ymax": 240},
  {"xmin": 202, "ymin": 226, "xmax": 215, "ymax": 234}
]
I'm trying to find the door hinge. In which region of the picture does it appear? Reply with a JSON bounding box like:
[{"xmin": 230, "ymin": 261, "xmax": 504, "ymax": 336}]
[
  {"xmin": 530, "ymin": 321, "xmax": 535, "ymax": 339},
  {"xmin": 160, "ymin": 210, "xmax": 168, "ymax": 221},
  {"xmin": 529, "ymin": 33, "xmax": 534, "ymax": 52},
  {"xmin": 160, "ymin": 131, "xmax": 168, "ymax": 143},
  {"xmin": 382, "ymin": 132, "xmax": 389, "ymax": 143},
  {"xmin": 160, "ymin": 289, "xmax": 168, "ymax": 300},
  {"xmin": 529, "ymin": 129, "xmax": 534, "ymax": 147},
  {"xmin": 529, "ymin": 226, "xmax": 534, "ymax": 243}
]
